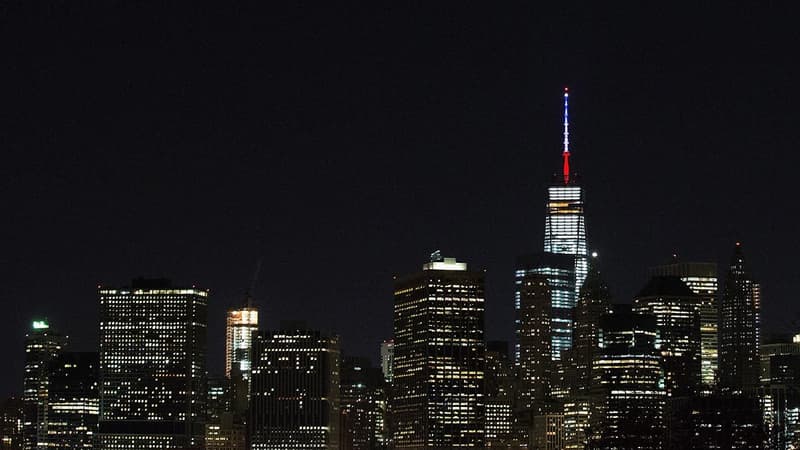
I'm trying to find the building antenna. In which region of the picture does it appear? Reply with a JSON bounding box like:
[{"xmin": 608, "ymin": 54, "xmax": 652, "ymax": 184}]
[
  {"xmin": 562, "ymin": 86, "xmax": 571, "ymax": 185},
  {"xmin": 246, "ymin": 258, "xmax": 262, "ymax": 308}
]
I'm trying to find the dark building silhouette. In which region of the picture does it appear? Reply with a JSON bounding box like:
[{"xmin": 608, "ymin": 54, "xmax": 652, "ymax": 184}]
[
  {"xmin": 649, "ymin": 260, "xmax": 719, "ymax": 390},
  {"xmin": 590, "ymin": 305, "xmax": 665, "ymax": 449},
  {"xmin": 205, "ymin": 374, "xmax": 247, "ymax": 450},
  {"xmin": 249, "ymin": 322, "xmax": 340, "ymax": 449},
  {"xmin": 570, "ymin": 256, "xmax": 612, "ymax": 396},
  {"xmin": 719, "ymin": 243, "xmax": 761, "ymax": 392},
  {"xmin": 515, "ymin": 253, "xmax": 575, "ymax": 364},
  {"xmin": 758, "ymin": 338, "xmax": 800, "ymax": 449},
  {"xmin": 39, "ymin": 352, "xmax": 99, "ymax": 449},
  {"xmin": 688, "ymin": 394, "xmax": 766, "ymax": 449},
  {"xmin": 391, "ymin": 253, "xmax": 486, "ymax": 448},
  {"xmin": 98, "ymin": 278, "xmax": 208, "ymax": 449},
  {"xmin": 633, "ymin": 276, "xmax": 702, "ymax": 397},
  {"xmin": 22, "ymin": 320, "xmax": 66, "ymax": 450},
  {"xmin": 484, "ymin": 341, "xmax": 522, "ymax": 447},
  {"xmin": 339, "ymin": 356, "xmax": 387, "ymax": 450},
  {"xmin": 0, "ymin": 397, "xmax": 24, "ymax": 450}
]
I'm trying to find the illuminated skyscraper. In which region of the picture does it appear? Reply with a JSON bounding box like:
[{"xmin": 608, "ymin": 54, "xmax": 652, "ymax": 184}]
[
  {"xmin": 633, "ymin": 276, "xmax": 701, "ymax": 397},
  {"xmin": 249, "ymin": 322, "xmax": 340, "ymax": 449},
  {"xmin": 719, "ymin": 243, "xmax": 761, "ymax": 392},
  {"xmin": 650, "ymin": 260, "xmax": 718, "ymax": 389},
  {"xmin": 543, "ymin": 88, "xmax": 588, "ymax": 300},
  {"xmin": 98, "ymin": 278, "xmax": 208, "ymax": 449},
  {"xmin": 225, "ymin": 306, "xmax": 258, "ymax": 382},
  {"xmin": 22, "ymin": 320, "xmax": 67, "ymax": 450},
  {"xmin": 391, "ymin": 252, "xmax": 485, "ymax": 448},
  {"xmin": 39, "ymin": 352, "xmax": 99, "ymax": 449},
  {"xmin": 590, "ymin": 306, "xmax": 665, "ymax": 449},
  {"xmin": 515, "ymin": 273, "xmax": 551, "ymax": 413}
]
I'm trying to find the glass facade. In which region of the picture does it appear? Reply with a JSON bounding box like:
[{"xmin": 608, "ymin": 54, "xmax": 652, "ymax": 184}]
[
  {"xmin": 633, "ymin": 276, "xmax": 702, "ymax": 397},
  {"xmin": 544, "ymin": 184, "xmax": 588, "ymax": 301},
  {"xmin": 650, "ymin": 261, "xmax": 719, "ymax": 389},
  {"xmin": 515, "ymin": 253, "xmax": 574, "ymax": 362}
]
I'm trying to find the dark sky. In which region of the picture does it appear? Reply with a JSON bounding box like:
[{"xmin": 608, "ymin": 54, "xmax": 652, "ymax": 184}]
[{"xmin": 2, "ymin": 3, "xmax": 800, "ymax": 397}]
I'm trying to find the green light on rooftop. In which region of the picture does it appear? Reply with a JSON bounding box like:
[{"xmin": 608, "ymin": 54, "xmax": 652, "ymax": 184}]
[{"xmin": 32, "ymin": 320, "xmax": 49, "ymax": 330}]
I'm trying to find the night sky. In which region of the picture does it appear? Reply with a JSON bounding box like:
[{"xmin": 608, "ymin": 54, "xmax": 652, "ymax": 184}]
[{"xmin": 2, "ymin": 3, "xmax": 799, "ymax": 397}]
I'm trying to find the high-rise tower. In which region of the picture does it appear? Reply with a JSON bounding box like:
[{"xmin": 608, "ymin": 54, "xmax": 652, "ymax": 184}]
[
  {"xmin": 590, "ymin": 305, "xmax": 665, "ymax": 449},
  {"xmin": 226, "ymin": 262, "xmax": 261, "ymax": 384},
  {"xmin": 633, "ymin": 276, "xmax": 702, "ymax": 397},
  {"xmin": 391, "ymin": 252, "xmax": 486, "ymax": 448},
  {"xmin": 719, "ymin": 243, "xmax": 761, "ymax": 392},
  {"xmin": 570, "ymin": 255, "xmax": 612, "ymax": 395},
  {"xmin": 543, "ymin": 87, "xmax": 588, "ymax": 299},
  {"xmin": 249, "ymin": 322, "xmax": 340, "ymax": 449},
  {"xmin": 649, "ymin": 260, "xmax": 718, "ymax": 389},
  {"xmin": 39, "ymin": 352, "xmax": 99, "ymax": 449},
  {"xmin": 225, "ymin": 307, "xmax": 258, "ymax": 381},
  {"xmin": 98, "ymin": 278, "xmax": 208, "ymax": 449},
  {"xmin": 22, "ymin": 320, "xmax": 67, "ymax": 450}
]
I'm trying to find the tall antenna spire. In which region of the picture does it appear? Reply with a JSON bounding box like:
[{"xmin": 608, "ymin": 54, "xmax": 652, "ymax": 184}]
[
  {"xmin": 245, "ymin": 258, "xmax": 262, "ymax": 308},
  {"xmin": 562, "ymin": 86, "xmax": 570, "ymax": 185}
]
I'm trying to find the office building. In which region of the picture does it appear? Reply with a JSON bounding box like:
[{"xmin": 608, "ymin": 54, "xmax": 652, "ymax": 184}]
[
  {"xmin": 650, "ymin": 260, "xmax": 719, "ymax": 389},
  {"xmin": 633, "ymin": 276, "xmax": 702, "ymax": 397},
  {"xmin": 562, "ymin": 399, "xmax": 591, "ymax": 450},
  {"xmin": 249, "ymin": 322, "xmax": 340, "ymax": 449},
  {"xmin": 759, "ymin": 337, "xmax": 800, "ymax": 449},
  {"xmin": 98, "ymin": 278, "xmax": 208, "ymax": 449},
  {"xmin": 570, "ymin": 255, "xmax": 611, "ymax": 395},
  {"xmin": 531, "ymin": 413, "xmax": 563, "ymax": 450},
  {"xmin": 339, "ymin": 357, "xmax": 387, "ymax": 450},
  {"xmin": 1, "ymin": 397, "xmax": 24, "ymax": 450},
  {"xmin": 225, "ymin": 306, "xmax": 259, "ymax": 383},
  {"xmin": 380, "ymin": 340, "xmax": 394, "ymax": 384},
  {"xmin": 515, "ymin": 253, "xmax": 574, "ymax": 363},
  {"xmin": 38, "ymin": 352, "xmax": 99, "ymax": 449},
  {"xmin": 392, "ymin": 252, "xmax": 485, "ymax": 448},
  {"xmin": 590, "ymin": 306, "xmax": 665, "ymax": 449},
  {"xmin": 22, "ymin": 320, "xmax": 67, "ymax": 450},
  {"xmin": 719, "ymin": 243, "xmax": 761, "ymax": 392},
  {"xmin": 688, "ymin": 394, "xmax": 766, "ymax": 449},
  {"xmin": 515, "ymin": 273, "xmax": 551, "ymax": 413},
  {"xmin": 205, "ymin": 413, "xmax": 246, "ymax": 450},
  {"xmin": 205, "ymin": 374, "xmax": 247, "ymax": 450},
  {"xmin": 484, "ymin": 341, "xmax": 520, "ymax": 447}
]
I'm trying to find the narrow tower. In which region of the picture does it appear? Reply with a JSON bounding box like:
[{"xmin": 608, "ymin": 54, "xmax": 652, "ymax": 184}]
[{"xmin": 718, "ymin": 242, "xmax": 761, "ymax": 392}]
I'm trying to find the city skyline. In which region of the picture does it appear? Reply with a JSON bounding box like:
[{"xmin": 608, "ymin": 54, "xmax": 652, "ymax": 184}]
[{"xmin": 4, "ymin": 2, "xmax": 800, "ymax": 403}]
